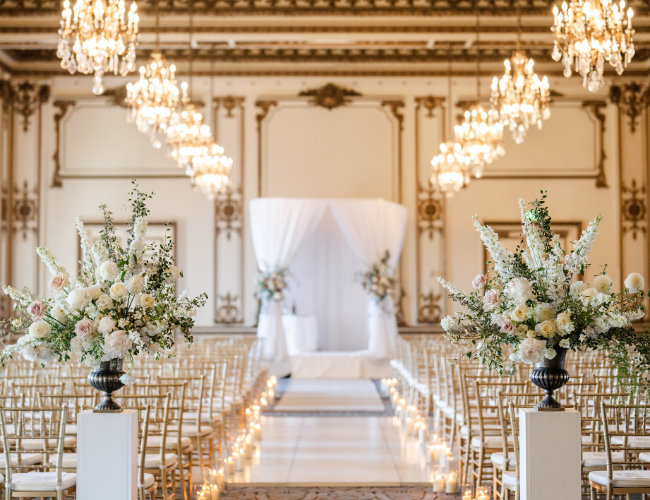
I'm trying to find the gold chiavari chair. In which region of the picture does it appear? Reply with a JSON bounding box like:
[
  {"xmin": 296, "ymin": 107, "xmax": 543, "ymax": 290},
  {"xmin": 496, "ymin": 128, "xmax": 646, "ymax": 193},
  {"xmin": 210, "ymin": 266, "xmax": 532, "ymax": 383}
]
[
  {"xmin": 589, "ymin": 403, "xmax": 650, "ymax": 500},
  {"xmin": 0, "ymin": 405, "xmax": 77, "ymax": 499}
]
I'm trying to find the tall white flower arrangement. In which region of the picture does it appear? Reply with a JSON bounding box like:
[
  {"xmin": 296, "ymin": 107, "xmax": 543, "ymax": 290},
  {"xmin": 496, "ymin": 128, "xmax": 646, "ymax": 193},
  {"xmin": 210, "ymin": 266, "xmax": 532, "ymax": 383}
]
[
  {"xmin": 440, "ymin": 191, "xmax": 649, "ymax": 376},
  {"xmin": 0, "ymin": 182, "xmax": 207, "ymax": 379}
]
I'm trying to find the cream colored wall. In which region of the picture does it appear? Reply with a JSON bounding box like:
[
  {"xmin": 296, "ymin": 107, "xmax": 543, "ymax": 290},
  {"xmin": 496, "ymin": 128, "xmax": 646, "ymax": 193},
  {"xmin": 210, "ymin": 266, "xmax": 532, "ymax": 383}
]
[{"xmin": 8, "ymin": 73, "xmax": 644, "ymax": 328}]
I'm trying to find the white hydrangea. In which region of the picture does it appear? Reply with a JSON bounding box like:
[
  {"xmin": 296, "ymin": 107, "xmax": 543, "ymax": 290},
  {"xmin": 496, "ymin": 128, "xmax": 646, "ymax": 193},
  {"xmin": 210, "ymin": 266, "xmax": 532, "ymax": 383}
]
[{"xmin": 625, "ymin": 273, "xmax": 645, "ymax": 293}]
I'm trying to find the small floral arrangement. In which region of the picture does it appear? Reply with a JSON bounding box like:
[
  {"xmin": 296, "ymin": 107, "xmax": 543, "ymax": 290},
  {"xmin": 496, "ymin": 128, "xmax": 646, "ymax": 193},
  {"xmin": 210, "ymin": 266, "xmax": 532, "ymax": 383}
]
[
  {"xmin": 0, "ymin": 183, "xmax": 207, "ymax": 381},
  {"xmin": 255, "ymin": 270, "xmax": 288, "ymax": 302},
  {"xmin": 359, "ymin": 251, "xmax": 396, "ymax": 304},
  {"xmin": 439, "ymin": 191, "xmax": 650, "ymax": 377}
]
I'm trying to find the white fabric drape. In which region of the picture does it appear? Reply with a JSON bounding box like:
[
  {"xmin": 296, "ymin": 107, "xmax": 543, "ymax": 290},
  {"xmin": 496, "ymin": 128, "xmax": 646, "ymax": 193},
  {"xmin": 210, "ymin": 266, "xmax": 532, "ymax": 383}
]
[
  {"xmin": 329, "ymin": 200, "xmax": 407, "ymax": 359},
  {"xmin": 249, "ymin": 198, "xmax": 407, "ymax": 362},
  {"xmin": 250, "ymin": 199, "xmax": 327, "ymax": 361}
]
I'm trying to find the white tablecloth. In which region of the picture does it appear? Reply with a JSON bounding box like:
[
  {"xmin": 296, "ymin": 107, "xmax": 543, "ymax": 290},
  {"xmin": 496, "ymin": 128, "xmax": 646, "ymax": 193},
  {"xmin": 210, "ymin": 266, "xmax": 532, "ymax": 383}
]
[
  {"xmin": 282, "ymin": 315, "xmax": 318, "ymax": 356},
  {"xmin": 291, "ymin": 351, "xmax": 392, "ymax": 379}
]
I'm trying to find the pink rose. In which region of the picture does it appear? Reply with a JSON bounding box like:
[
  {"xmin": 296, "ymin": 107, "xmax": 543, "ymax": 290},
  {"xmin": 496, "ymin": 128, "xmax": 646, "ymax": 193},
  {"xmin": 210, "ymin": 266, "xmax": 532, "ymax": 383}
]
[
  {"xmin": 483, "ymin": 289, "xmax": 500, "ymax": 312},
  {"xmin": 27, "ymin": 300, "xmax": 46, "ymax": 321},
  {"xmin": 103, "ymin": 330, "xmax": 132, "ymax": 359},
  {"xmin": 48, "ymin": 273, "xmax": 69, "ymax": 293},
  {"xmin": 472, "ymin": 274, "xmax": 487, "ymax": 290},
  {"xmin": 74, "ymin": 318, "xmax": 96, "ymax": 341},
  {"xmin": 97, "ymin": 316, "xmax": 116, "ymax": 335},
  {"xmin": 500, "ymin": 320, "xmax": 515, "ymax": 334}
]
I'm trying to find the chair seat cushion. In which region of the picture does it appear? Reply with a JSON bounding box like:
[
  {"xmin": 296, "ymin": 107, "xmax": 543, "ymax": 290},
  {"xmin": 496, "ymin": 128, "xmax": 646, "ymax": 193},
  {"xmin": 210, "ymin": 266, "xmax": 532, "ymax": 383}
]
[
  {"xmin": 11, "ymin": 471, "xmax": 77, "ymax": 491},
  {"xmin": 502, "ymin": 470, "xmax": 519, "ymax": 487},
  {"xmin": 461, "ymin": 424, "xmax": 500, "ymax": 437},
  {"xmin": 471, "ymin": 436, "xmax": 513, "ymax": 449},
  {"xmin": 612, "ymin": 436, "xmax": 650, "ymax": 448},
  {"xmin": 638, "ymin": 452, "xmax": 650, "ymax": 463},
  {"xmin": 139, "ymin": 473, "xmax": 155, "ymax": 489},
  {"xmin": 142, "ymin": 453, "xmax": 177, "ymax": 468},
  {"xmin": 147, "ymin": 435, "xmax": 193, "ymax": 451},
  {"xmin": 0, "ymin": 453, "xmax": 43, "ymax": 467},
  {"xmin": 184, "ymin": 412, "xmax": 222, "ymax": 423},
  {"xmin": 167, "ymin": 424, "xmax": 213, "ymax": 438},
  {"xmin": 491, "ymin": 452, "xmax": 516, "ymax": 467},
  {"xmin": 21, "ymin": 437, "xmax": 77, "ymax": 451},
  {"xmin": 589, "ymin": 470, "xmax": 650, "ymax": 487},
  {"xmin": 47, "ymin": 453, "xmax": 77, "ymax": 468},
  {"xmin": 583, "ymin": 451, "xmax": 624, "ymax": 467}
]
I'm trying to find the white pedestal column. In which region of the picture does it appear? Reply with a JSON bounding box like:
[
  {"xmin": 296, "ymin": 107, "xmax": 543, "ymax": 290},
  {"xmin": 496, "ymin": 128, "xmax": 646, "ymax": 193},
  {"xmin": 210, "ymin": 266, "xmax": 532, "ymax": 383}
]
[
  {"xmin": 519, "ymin": 408, "xmax": 581, "ymax": 500},
  {"xmin": 77, "ymin": 409, "xmax": 138, "ymax": 500}
]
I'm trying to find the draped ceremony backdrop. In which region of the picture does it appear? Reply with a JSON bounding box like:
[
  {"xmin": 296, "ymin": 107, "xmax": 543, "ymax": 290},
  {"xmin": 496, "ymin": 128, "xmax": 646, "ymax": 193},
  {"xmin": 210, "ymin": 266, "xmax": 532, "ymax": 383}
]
[{"xmin": 249, "ymin": 198, "xmax": 408, "ymax": 364}]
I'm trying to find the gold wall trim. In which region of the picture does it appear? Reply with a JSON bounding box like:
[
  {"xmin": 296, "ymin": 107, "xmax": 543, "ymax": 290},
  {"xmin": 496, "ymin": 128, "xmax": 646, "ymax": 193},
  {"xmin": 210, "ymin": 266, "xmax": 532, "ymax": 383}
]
[
  {"xmin": 255, "ymin": 100, "xmax": 277, "ymax": 198},
  {"xmin": 581, "ymin": 100, "xmax": 608, "ymax": 188},
  {"xmin": 414, "ymin": 95, "xmax": 446, "ymax": 324},
  {"xmin": 213, "ymin": 95, "xmax": 246, "ymax": 324},
  {"xmin": 51, "ymin": 100, "xmax": 75, "ymax": 188}
]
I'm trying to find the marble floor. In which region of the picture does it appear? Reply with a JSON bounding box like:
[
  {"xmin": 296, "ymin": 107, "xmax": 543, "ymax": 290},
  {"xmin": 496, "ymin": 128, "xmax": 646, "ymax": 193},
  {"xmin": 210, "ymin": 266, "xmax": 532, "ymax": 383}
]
[{"xmin": 227, "ymin": 415, "xmax": 434, "ymax": 486}]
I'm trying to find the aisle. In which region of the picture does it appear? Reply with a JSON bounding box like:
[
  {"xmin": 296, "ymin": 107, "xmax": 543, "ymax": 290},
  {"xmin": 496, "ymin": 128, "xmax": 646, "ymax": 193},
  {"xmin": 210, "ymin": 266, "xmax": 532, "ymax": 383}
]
[
  {"xmin": 227, "ymin": 379, "xmax": 434, "ymax": 487},
  {"xmin": 273, "ymin": 379, "xmax": 385, "ymax": 412}
]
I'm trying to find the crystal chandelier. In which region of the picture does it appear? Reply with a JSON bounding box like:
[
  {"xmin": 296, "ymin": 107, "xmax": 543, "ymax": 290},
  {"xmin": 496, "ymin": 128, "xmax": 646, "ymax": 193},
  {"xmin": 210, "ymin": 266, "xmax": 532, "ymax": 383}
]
[
  {"xmin": 166, "ymin": 86, "xmax": 214, "ymax": 175},
  {"xmin": 455, "ymin": 105, "xmax": 505, "ymax": 178},
  {"xmin": 431, "ymin": 142, "xmax": 471, "ymax": 195},
  {"xmin": 491, "ymin": 51, "xmax": 551, "ymax": 144},
  {"xmin": 125, "ymin": 6, "xmax": 179, "ymax": 148},
  {"xmin": 455, "ymin": 12, "xmax": 505, "ymax": 177},
  {"xmin": 552, "ymin": 0, "xmax": 635, "ymax": 92},
  {"xmin": 190, "ymin": 145, "xmax": 234, "ymax": 199},
  {"xmin": 430, "ymin": 56, "xmax": 471, "ymax": 196},
  {"xmin": 58, "ymin": 0, "xmax": 140, "ymax": 95}
]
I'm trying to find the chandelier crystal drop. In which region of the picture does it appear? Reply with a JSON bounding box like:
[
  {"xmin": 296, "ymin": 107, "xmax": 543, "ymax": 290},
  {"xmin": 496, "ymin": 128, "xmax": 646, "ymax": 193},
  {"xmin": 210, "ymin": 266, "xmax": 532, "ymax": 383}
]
[
  {"xmin": 125, "ymin": 51, "xmax": 180, "ymax": 148},
  {"xmin": 551, "ymin": 0, "xmax": 635, "ymax": 92},
  {"xmin": 491, "ymin": 51, "xmax": 551, "ymax": 144},
  {"xmin": 58, "ymin": 0, "xmax": 140, "ymax": 95},
  {"xmin": 454, "ymin": 104, "xmax": 505, "ymax": 177},
  {"xmin": 430, "ymin": 141, "xmax": 471, "ymax": 195}
]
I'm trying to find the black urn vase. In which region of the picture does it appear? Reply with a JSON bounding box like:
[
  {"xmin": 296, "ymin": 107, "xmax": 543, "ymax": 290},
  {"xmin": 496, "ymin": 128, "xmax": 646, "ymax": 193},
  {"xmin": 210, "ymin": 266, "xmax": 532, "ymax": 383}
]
[
  {"xmin": 529, "ymin": 346, "xmax": 569, "ymax": 411},
  {"xmin": 88, "ymin": 358, "xmax": 125, "ymax": 413}
]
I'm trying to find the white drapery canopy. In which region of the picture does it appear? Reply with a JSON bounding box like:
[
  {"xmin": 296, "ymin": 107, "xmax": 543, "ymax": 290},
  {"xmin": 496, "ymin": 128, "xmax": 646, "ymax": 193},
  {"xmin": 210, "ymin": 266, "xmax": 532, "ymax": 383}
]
[{"xmin": 250, "ymin": 198, "xmax": 407, "ymax": 362}]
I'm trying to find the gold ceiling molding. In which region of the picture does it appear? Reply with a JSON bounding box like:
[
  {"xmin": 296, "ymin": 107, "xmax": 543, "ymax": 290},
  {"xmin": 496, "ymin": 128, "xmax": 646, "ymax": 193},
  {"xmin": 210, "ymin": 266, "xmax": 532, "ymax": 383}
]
[
  {"xmin": 299, "ymin": 83, "xmax": 361, "ymax": 110},
  {"xmin": 0, "ymin": 80, "xmax": 50, "ymax": 132}
]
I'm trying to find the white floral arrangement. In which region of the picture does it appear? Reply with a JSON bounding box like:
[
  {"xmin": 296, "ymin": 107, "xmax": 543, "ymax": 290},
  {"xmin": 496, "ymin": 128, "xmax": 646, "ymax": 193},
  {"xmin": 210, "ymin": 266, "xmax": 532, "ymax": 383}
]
[
  {"xmin": 439, "ymin": 192, "xmax": 649, "ymax": 375},
  {"xmin": 0, "ymin": 183, "xmax": 207, "ymax": 382},
  {"xmin": 255, "ymin": 270, "xmax": 288, "ymax": 302},
  {"xmin": 359, "ymin": 251, "xmax": 396, "ymax": 305}
]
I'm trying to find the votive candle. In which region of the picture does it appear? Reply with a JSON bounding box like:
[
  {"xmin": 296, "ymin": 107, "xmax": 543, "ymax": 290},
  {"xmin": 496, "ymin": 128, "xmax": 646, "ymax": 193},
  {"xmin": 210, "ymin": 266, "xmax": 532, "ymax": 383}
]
[
  {"xmin": 419, "ymin": 424, "xmax": 427, "ymax": 445},
  {"xmin": 433, "ymin": 475, "xmax": 446, "ymax": 493},
  {"xmin": 226, "ymin": 457, "xmax": 234, "ymax": 475},
  {"xmin": 446, "ymin": 473, "xmax": 458, "ymax": 493}
]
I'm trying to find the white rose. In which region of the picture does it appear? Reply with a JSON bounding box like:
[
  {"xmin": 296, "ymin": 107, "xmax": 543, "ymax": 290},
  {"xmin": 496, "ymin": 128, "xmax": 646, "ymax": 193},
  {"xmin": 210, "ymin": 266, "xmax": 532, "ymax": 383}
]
[
  {"xmin": 556, "ymin": 311, "xmax": 574, "ymax": 335},
  {"xmin": 518, "ymin": 338, "xmax": 547, "ymax": 364},
  {"xmin": 167, "ymin": 265, "xmax": 182, "ymax": 282},
  {"xmin": 511, "ymin": 304, "xmax": 529, "ymax": 323},
  {"xmin": 48, "ymin": 273, "xmax": 69, "ymax": 293},
  {"xmin": 570, "ymin": 281, "xmax": 588, "ymax": 298},
  {"xmin": 100, "ymin": 261, "xmax": 120, "ymax": 281},
  {"xmin": 509, "ymin": 351, "xmax": 521, "ymax": 363},
  {"xmin": 86, "ymin": 285, "xmax": 103, "ymax": 300},
  {"xmin": 483, "ymin": 290, "xmax": 500, "ymax": 312},
  {"xmin": 535, "ymin": 319, "xmax": 557, "ymax": 338},
  {"xmin": 51, "ymin": 304, "xmax": 68, "ymax": 323},
  {"xmin": 580, "ymin": 288, "xmax": 598, "ymax": 306},
  {"xmin": 545, "ymin": 348, "xmax": 557, "ymax": 360},
  {"xmin": 139, "ymin": 294, "xmax": 155, "ymax": 308},
  {"xmin": 625, "ymin": 273, "xmax": 645, "ymax": 293},
  {"xmin": 527, "ymin": 329, "xmax": 537, "ymax": 339},
  {"xmin": 506, "ymin": 278, "xmax": 533, "ymax": 304},
  {"xmin": 535, "ymin": 303, "xmax": 555, "ymax": 322},
  {"xmin": 67, "ymin": 288, "xmax": 91, "ymax": 311},
  {"xmin": 127, "ymin": 275, "xmax": 145, "ymax": 295},
  {"xmin": 103, "ymin": 330, "xmax": 133, "ymax": 359},
  {"xmin": 29, "ymin": 320, "xmax": 51, "ymax": 339},
  {"xmin": 594, "ymin": 275, "xmax": 614, "ymax": 294},
  {"xmin": 110, "ymin": 282, "xmax": 127, "ymax": 299},
  {"xmin": 97, "ymin": 316, "xmax": 117, "ymax": 335},
  {"xmin": 96, "ymin": 294, "xmax": 112, "ymax": 310},
  {"xmin": 440, "ymin": 315, "xmax": 458, "ymax": 332}
]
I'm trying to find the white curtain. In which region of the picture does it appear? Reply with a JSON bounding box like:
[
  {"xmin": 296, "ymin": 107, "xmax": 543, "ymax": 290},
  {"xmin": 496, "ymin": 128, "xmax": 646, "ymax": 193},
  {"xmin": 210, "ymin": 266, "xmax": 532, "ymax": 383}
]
[
  {"xmin": 329, "ymin": 199, "xmax": 407, "ymax": 359},
  {"xmin": 250, "ymin": 198, "xmax": 407, "ymax": 362},
  {"xmin": 250, "ymin": 198, "xmax": 327, "ymax": 361}
]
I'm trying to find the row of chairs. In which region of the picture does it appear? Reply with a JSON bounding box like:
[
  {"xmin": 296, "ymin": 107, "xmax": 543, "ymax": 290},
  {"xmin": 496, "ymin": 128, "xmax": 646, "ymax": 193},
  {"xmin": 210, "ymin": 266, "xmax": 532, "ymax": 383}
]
[
  {"xmin": 391, "ymin": 335, "xmax": 650, "ymax": 500},
  {"xmin": 0, "ymin": 334, "xmax": 268, "ymax": 500}
]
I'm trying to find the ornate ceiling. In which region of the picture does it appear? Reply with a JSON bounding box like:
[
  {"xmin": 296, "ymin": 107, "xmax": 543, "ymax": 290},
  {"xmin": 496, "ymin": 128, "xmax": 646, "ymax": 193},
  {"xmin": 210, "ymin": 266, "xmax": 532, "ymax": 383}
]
[{"xmin": 0, "ymin": 0, "xmax": 649, "ymax": 77}]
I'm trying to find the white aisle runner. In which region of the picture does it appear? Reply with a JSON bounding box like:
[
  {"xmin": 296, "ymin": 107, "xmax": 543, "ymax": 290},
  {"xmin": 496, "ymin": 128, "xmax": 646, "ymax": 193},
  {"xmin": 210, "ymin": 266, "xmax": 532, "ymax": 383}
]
[{"xmin": 274, "ymin": 379, "xmax": 384, "ymax": 412}]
